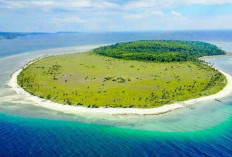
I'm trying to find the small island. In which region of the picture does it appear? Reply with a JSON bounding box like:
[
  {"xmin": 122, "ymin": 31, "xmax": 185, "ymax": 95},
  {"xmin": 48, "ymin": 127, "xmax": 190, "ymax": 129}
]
[
  {"xmin": 16, "ymin": 40, "xmax": 228, "ymax": 110},
  {"xmin": 0, "ymin": 32, "xmax": 49, "ymax": 40}
]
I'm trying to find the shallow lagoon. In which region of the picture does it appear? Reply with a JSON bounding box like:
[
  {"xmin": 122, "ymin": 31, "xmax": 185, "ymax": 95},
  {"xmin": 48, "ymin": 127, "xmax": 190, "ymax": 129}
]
[{"xmin": 1, "ymin": 33, "xmax": 232, "ymax": 156}]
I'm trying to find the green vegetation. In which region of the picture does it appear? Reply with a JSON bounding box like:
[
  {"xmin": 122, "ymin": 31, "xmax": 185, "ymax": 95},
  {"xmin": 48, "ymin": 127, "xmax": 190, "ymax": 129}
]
[
  {"xmin": 94, "ymin": 40, "xmax": 225, "ymax": 62},
  {"xmin": 18, "ymin": 48, "xmax": 226, "ymax": 108}
]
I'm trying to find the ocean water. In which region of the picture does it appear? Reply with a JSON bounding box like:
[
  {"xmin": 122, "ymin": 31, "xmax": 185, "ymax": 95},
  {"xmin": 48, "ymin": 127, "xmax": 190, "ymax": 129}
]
[{"xmin": 1, "ymin": 31, "xmax": 232, "ymax": 156}]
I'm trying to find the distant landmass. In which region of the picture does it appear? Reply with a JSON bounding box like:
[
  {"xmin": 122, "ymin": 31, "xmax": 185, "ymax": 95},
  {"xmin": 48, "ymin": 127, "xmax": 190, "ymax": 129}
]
[
  {"xmin": 57, "ymin": 31, "xmax": 80, "ymax": 34},
  {"xmin": 0, "ymin": 32, "xmax": 49, "ymax": 40},
  {"xmin": 0, "ymin": 32, "xmax": 81, "ymax": 40},
  {"xmin": 1, "ymin": 30, "xmax": 232, "ymax": 42}
]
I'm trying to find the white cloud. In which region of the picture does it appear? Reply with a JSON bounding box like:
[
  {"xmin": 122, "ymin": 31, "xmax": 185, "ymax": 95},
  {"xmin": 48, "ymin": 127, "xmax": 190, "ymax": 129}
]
[
  {"xmin": 2, "ymin": 0, "xmax": 232, "ymax": 11},
  {"xmin": 31, "ymin": 1, "xmax": 56, "ymax": 6},
  {"xmin": 170, "ymin": 11, "xmax": 182, "ymax": 18},
  {"xmin": 124, "ymin": 10, "xmax": 164, "ymax": 19},
  {"xmin": 0, "ymin": 0, "xmax": 232, "ymax": 32},
  {"xmin": 184, "ymin": 0, "xmax": 232, "ymax": 5},
  {"xmin": 181, "ymin": 13, "xmax": 232, "ymax": 30},
  {"xmin": 52, "ymin": 17, "xmax": 85, "ymax": 23},
  {"xmin": 151, "ymin": 10, "xmax": 164, "ymax": 16},
  {"xmin": 124, "ymin": 0, "xmax": 156, "ymax": 10},
  {"xmin": 124, "ymin": 13, "xmax": 147, "ymax": 19},
  {"xmin": 1, "ymin": 1, "xmax": 25, "ymax": 9},
  {"xmin": 124, "ymin": 10, "xmax": 181, "ymax": 20},
  {"xmin": 123, "ymin": 0, "xmax": 232, "ymax": 10},
  {"xmin": 1, "ymin": 0, "xmax": 232, "ymax": 15},
  {"xmin": 0, "ymin": 0, "xmax": 115, "ymax": 10},
  {"xmin": 94, "ymin": 2, "xmax": 119, "ymax": 8}
]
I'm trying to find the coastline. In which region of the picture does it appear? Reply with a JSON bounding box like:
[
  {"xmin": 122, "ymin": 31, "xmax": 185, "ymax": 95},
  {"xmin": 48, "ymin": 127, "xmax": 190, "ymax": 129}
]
[{"xmin": 8, "ymin": 60, "xmax": 232, "ymax": 115}]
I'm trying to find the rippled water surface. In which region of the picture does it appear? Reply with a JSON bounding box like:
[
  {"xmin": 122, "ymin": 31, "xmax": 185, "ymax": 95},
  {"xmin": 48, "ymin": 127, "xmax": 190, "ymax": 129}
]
[{"xmin": 1, "ymin": 32, "xmax": 232, "ymax": 156}]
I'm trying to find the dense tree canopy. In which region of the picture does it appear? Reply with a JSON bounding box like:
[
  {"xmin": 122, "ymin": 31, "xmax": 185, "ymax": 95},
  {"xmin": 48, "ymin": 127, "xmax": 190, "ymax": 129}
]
[{"xmin": 94, "ymin": 40, "xmax": 225, "ymax": 62}]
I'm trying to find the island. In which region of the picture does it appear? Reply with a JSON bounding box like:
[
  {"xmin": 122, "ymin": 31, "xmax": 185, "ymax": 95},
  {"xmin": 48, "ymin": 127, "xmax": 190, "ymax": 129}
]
[
  {"xmin": 0, "ymin": 32, "xmax": 49, "ymax": 40},
  {"xmin": 14, "ymin": 40, "xmax": 230, "ymax": 113}
]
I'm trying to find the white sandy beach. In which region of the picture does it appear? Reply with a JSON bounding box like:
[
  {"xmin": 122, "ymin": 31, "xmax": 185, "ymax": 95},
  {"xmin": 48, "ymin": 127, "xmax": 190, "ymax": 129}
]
[{"xmin": 8, "ymin": 62, "xmax": 232, "ymax": 115}]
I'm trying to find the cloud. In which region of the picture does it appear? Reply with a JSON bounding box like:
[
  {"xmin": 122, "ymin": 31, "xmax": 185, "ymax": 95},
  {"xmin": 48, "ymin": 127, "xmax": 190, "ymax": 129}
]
[
  {"xmin": 0, "ymin": 0, "xmax": 115, "ymax": 11},
  {"xmin": 30, "ymin": 1, "xmax": 56, "ymax": 6},
  {"xmin": 184, "ymin": 0, "xmax": 232, "ymax": 5},
  {"xmin": 52, "ymin": 17, "xmax": 85, "ymax": 23},
  {"xmin": 1, "ymin": 0, "xmax": 232, "ymax": 11},
  {"xmin": 181, "ymin": 13, "xmax": 232, "ymax": 30},
  {"xmin": 124, "ymin": 10, "xmax": 181, "ymax": 20},
  {"xmin": 170, "ymin": 11, "xmax": 183, "ymax": 18},
  {"xmin": 123, "ymin": 0, "xmax": 156, "ymax": 10},
  {"xmin": 123, "ymin": 0, "xmax": 232, "ymax": 10},
  {"xmin": 0, "ymin": 0, "xmax": 232, "ymax": 32},
  {"xmin": 124, "ymin": 13, "xmax": 148, "ymax": 19},
  {"xmin": 151, "ymin": 10, "xmax": 164, "ymax": 16}
]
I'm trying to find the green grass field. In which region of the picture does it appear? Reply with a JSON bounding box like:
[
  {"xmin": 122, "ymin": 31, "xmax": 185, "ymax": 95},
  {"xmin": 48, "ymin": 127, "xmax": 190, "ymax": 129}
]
[{"xmin": 17, "ymin": 52, "xmax": 226, "ymax": 108}]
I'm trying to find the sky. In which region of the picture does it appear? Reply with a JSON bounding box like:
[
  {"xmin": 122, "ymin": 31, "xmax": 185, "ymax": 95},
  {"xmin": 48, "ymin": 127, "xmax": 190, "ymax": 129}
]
[{"xmin": 0, "ymin": 0, "xmax": 232, "ymax": 32}]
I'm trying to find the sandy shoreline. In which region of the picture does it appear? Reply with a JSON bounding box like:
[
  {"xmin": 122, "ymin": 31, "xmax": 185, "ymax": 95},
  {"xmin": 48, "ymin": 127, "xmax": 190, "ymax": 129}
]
[{"xmin": 8, "ymin": 60, "xmax": 232, "ymax": 115}]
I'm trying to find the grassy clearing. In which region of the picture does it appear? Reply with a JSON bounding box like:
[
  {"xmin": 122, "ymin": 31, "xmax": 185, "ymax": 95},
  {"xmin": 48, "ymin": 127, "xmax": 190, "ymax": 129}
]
[{"xmin": 17, "ymin": 52, "xmax": 226, "ymax": 108}]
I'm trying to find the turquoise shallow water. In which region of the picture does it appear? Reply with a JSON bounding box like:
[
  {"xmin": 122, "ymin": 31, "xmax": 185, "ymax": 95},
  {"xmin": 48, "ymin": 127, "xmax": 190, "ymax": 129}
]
[
  {"xmin": 1, "ymin": 111, "xmax": 232, "ymax": 156},
  {"xmin": 1, "ymin": 32, "xmax": 232, "ymax": 156}
]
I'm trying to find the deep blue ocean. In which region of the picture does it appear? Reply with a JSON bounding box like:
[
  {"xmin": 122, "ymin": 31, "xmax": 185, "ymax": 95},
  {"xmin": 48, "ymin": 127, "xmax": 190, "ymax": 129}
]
[{"xmin": 0, "ymin": 31, "xmax": 232, "ymax": 156}]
